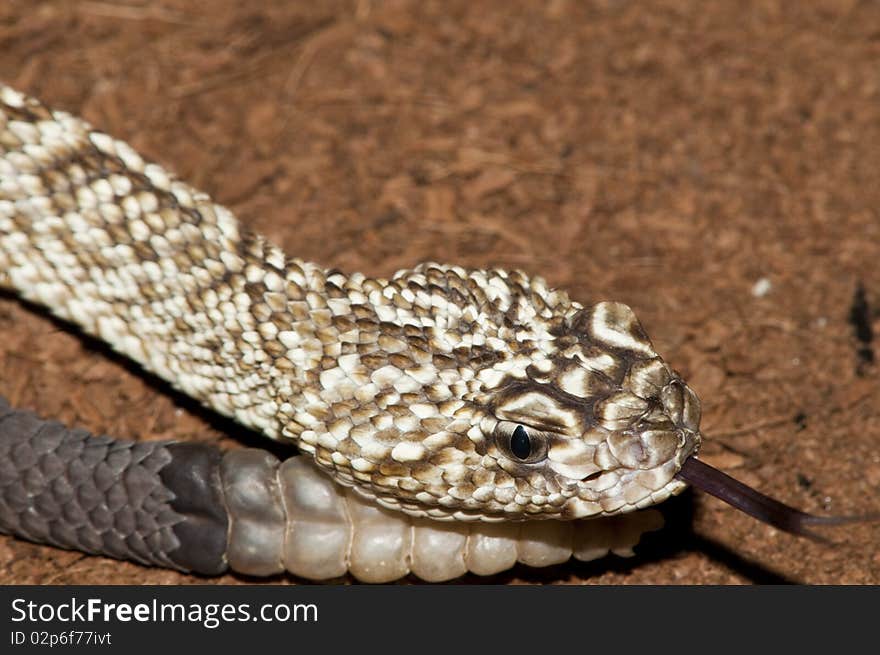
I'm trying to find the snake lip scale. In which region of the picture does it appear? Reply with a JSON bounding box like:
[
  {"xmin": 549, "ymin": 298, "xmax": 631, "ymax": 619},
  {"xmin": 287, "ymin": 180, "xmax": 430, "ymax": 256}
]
[{"xmin": 0, "ymin": 83, "xmax": 866, "ymax": 582}]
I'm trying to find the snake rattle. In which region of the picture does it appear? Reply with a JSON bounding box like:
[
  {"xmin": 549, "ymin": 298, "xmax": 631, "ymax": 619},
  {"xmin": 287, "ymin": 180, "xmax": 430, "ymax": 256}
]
[{"xmin": 0, "ymin": 83, "xmax": 862, "ymax": 582}]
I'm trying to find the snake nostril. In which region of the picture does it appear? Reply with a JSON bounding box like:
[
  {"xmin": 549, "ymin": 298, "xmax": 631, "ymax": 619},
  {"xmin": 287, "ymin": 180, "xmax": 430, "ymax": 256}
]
[{"xmin": 582, "ymin": 470, "xmax": 602, "ymax": 483}]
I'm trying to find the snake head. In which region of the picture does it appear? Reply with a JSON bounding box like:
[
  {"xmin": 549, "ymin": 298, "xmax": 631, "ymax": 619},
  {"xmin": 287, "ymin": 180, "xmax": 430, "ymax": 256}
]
[
  {"xmin": 293, "ymin": 264, "xmax": 701, "ymax": 522},
  {"xmin": 470, "ymin": 299, "xmax": 702, "ymax": 520}
]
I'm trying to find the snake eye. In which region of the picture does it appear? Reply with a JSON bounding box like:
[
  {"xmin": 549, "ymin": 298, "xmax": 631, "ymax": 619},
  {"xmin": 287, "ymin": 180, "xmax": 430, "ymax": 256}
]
[
  {"xmin": 510, "ymin": 425, "xmax": 532, "ymax": 459},
  {"xmin": 494, "ymin": 421, "xmax": 548, "ymax": 464}
]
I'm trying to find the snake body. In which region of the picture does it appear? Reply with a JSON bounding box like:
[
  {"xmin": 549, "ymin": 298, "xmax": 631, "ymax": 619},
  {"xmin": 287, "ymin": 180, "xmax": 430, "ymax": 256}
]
[{"xmin": 2, "ymin": 83, "xmax": 844, "ymax": 582}]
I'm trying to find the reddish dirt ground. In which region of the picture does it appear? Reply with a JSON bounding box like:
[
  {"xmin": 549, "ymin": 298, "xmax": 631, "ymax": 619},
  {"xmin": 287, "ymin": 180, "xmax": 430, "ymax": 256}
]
[{"xmin": 1, "ymin": 0, "xmax": 879, "ymax": 585}]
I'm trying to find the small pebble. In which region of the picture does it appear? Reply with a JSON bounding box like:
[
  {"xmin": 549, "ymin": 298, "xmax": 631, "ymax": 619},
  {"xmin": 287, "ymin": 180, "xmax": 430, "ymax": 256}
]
[{"xmin": 751, "ymin": 278, "xmax": 772, "ymax": 298}]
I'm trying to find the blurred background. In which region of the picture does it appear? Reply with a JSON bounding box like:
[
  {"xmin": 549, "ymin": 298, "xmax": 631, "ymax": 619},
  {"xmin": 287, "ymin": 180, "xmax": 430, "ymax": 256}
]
[{"xmin": 1, "ymin": 0, "xmax": 878, "ymax": 583}]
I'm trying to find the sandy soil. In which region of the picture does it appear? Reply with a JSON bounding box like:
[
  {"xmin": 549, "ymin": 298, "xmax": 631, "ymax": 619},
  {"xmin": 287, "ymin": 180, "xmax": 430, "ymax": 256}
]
[{"xmin": 1, "ymin": 0, "xmax": 878, "ymax": 584}]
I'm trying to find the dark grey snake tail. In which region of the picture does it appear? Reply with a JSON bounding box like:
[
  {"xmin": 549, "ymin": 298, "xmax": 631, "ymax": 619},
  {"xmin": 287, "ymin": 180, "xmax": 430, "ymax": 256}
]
[{"xmin": 0, "ymin": 397, "xmax": 230, "ymax": 575}]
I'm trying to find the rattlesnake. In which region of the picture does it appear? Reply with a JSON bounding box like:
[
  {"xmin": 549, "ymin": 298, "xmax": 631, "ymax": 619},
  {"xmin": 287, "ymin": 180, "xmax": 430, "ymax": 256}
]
[{"xmin": 0, "ymin": 83, "xmax": 854, "ymax": 582}]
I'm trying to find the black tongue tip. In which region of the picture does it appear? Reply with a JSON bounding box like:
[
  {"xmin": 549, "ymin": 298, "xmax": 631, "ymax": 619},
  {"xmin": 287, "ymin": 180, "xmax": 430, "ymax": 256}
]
[{"xmin": 674, "ymin": 456, "xmax": 877, "ymax": 543}]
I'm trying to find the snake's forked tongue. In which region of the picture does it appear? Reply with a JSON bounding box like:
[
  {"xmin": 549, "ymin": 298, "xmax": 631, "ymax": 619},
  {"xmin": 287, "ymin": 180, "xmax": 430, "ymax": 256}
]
[{"xmin": 675, "ymin": 456, "xmax": 875, "ymax": 543}]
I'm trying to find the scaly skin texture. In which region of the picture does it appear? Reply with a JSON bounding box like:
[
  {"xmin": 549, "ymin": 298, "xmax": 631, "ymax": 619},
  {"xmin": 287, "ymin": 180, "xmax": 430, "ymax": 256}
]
[{"xmin": 0, "ymin": 83, "xmax": 701, "ymax": 524}]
